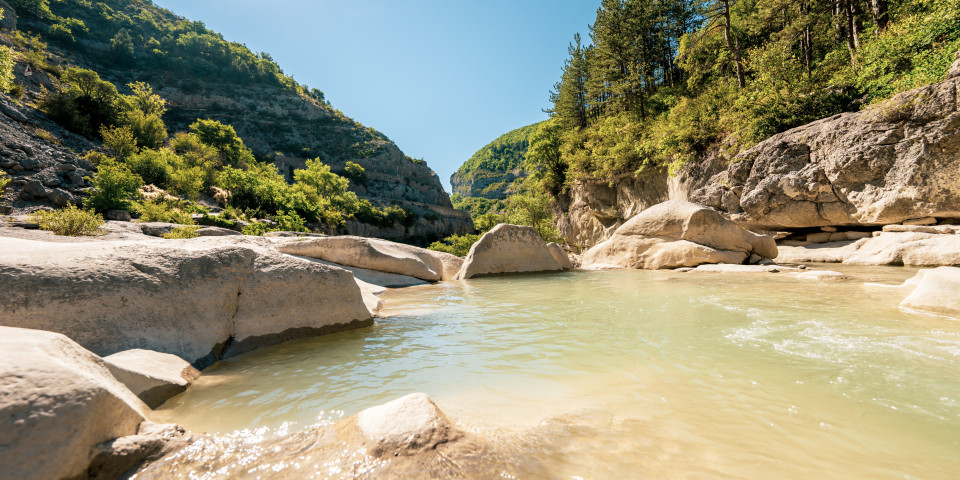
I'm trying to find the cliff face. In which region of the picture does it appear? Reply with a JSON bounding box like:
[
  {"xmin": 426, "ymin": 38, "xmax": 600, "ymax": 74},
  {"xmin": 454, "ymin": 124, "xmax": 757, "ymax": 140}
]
[
  {"xmin": 555, "ymin": 68, "xmax": 960, "ymax": 248},
  {"xmin": 687, "ymin": 74, "xmax": 960, "ymax": 230}
]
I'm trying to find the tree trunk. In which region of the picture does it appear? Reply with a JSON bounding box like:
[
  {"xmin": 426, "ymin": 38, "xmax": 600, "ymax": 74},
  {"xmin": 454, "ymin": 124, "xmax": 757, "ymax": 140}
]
[
  {"xmin": 721, "ymin": 0, "xmax": 745, "ymax": 88},
  {"xmin": 871, "ymin": 0, "xmax": 888, "ymax": 33},
  {"xmin": 802, "ymin": 1, "xmax": 812, "ymax": 78}
]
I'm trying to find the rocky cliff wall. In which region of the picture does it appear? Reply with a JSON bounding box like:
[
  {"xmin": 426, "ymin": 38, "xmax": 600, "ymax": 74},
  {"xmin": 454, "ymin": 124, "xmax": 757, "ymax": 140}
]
[{"xmin": 557, "ymin": 64, "xmax": 960, "ymax": 248}]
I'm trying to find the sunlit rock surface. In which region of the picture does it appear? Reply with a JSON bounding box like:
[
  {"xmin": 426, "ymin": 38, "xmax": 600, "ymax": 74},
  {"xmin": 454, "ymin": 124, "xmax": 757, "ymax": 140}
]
[
  {"xmin": 581, "ymin": 200, "xmax": 777, "ymax": 270},
  {"xmin": 0, "ymin": 326, "xmax": 147, "ymax": 480},
  {"xmin": 455, "ymin": 224, "xmax": 565, "ymax": 279},
  {"xmin": 0, "ymin": 236, "xmax": 372, "ymax": 367}
]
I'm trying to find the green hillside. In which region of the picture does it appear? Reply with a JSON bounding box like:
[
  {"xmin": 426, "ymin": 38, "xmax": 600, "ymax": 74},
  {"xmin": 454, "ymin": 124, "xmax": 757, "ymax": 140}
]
[
  {"xmin": 0, "ymin": 0, "xmax": 470, "ymax": 241},
  {"xmin": 532, "ymin": 0, "xmax": 960, "ymax": 193},
  {"xmin": 449, "ymin": 121, "xmax": 543, "ymax": 199}
]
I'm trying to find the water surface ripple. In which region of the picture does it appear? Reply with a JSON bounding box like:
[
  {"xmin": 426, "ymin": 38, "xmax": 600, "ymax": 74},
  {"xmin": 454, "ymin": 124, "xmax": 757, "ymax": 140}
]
[{"xmin": 153, "ymin": 266, "xmax": 960, "ymax": 479}]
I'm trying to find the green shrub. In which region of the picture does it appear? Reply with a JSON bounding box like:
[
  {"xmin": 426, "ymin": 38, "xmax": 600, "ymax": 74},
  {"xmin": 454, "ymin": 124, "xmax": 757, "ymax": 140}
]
[
  {"xmin": 33, "ymin": 205, "xmax": 105, "ymax": 236},
  {"xmin": 100, "ymin": 125, "xmax": 137, "ymax": 160},
  {"xmin": 241, "ymin": 222, "xmax": 268, "ymax": 236},
  {"xmin": 198, "ymin": 213, "xmax": 237, "ymax": 229},
  {"xmin": 126, "ymin": 148, "xmax": 174, "ymax": 188},
  {"xmin": 163, "ymin": 225, "xmax": 200, "ymax": 239},
  {"xmin": 274, "ymin": 210, "xmax": 308, "ymax": 232},
  {"xmin": 84, "ymin": 159, "xmax": 143, "ymax": 213},
  {"xmin": 34, "ymin": 128, "xmax": 61, "ymax": 144},
  {"xmin": 136, "ymin": 198, "xmax": 195, "ymax": 225},
  {"xmin": 428, "ymin": 234, "xmax": 481, "ymax": 257},
  {"xmin": 0, "ymin": 172, "xmax": 11, "ymax": 191},
  {"xmin": 0, "ymin": 45, "xmax": 15, "ymax": 93},
  {"xmin": 343, "ymin": 161, "xmax": 367, "ymax": 185}
]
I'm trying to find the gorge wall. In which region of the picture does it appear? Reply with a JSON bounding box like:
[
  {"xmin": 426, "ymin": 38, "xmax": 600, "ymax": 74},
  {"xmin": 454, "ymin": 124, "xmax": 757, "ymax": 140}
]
[{"xmin": 554, "ymin": 68, "xmax": 960, "ymax": 248}]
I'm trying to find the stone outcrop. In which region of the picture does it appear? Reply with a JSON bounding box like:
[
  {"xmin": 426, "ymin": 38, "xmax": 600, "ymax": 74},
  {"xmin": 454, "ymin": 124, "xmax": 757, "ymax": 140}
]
[
  {"xmin": 0, "ymin": 236, "xmax": 372, "ymax": 367},
  {"xmin": 775, "ymin": 231, "xmax": 960, "ymax": 266},
  {"xmin": 273, "ymin": 145, "xmax": 474, "ymax": 243},
  {"xmin": 103, "ymin": 349, "xmax": 201, "ymax": 408},
  {"xmin": 556, "ymin": 168, "xmax": 671, "ymax": 248},
  {"xmin": 899, "ymin": 267, "xmax": 960, "ymax": 317},
  {"xmin": 0, "ymin": 93, "xmax": 100, "ymax": 215},
  {"xmin": 454, "ymin": 224, "xmax": 565, "ymax": 279},
  {"xmin": 0, "ymin": 326, "xmax": 148, "ymax": 480},
  {"xmin": 277, "ymin": 235, "xmax": 463, "ymax": 282},
  {"xmin": 689, "ymin": 75, "xmax": 960, "ymax": 230},
  {"xmin": 581, "ymin": 200, "xmax": 777, "ymax": 270}
]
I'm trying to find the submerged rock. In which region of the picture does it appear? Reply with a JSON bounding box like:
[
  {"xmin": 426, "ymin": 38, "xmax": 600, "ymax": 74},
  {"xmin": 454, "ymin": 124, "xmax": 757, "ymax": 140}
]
[
  {"xmin": 0, "ymin": 236, "xmax": 372, "ymax": 367},
  {"xmin": 899, "ymin": 267, "xmax": 960, "ymax": 318},
  {"xmin": 0, "ymin": 326, "xmax": 148, "ymax": 480},
  {"xmin": 581, "ymin": 200, "xmax": 777, "ymax": 270},
  {"xmin": 455, "ymin": 224, "xmax": 565, "ymax": 279},
  {"xmin": 132, "ymin": 393, "xmax": 490, "ymax": 479},
  {"xmin": 277, "ymin": 235, "xmax": 463, "ymax": 282},
  {"xmin": 103, "ymin": 349, "xmax": 201, "ymax": 409}
]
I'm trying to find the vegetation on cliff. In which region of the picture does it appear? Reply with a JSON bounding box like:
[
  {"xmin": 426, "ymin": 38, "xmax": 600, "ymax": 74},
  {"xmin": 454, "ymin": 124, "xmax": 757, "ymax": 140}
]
[
  {"xmin": 450, "ymin": 122, "xmax": 543, "ymax": 199},
  {"xmin": 0, "ymin": 0, "xmax": 435, "ymax": 235},
  {"xmin": 540, "ymin": 0, "xmax": 959, "ymax": 188},
  {"xmin": 448, "ymin": 0, "xmax": 959, "ymax": 248}
]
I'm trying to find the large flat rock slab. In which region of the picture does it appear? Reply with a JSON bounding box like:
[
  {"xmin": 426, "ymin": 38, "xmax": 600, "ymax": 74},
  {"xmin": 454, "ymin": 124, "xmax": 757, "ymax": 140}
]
[
  {"xmin": 277, "ymin": 235, "xmax": 462, "ymax": 281},
  {"xmin": 0, "ymin": 236, "xmax": 372, "ymax": 367},
  {"xmin": 775, "ymin": 232, "xmax": 960, "ymax": 267}
]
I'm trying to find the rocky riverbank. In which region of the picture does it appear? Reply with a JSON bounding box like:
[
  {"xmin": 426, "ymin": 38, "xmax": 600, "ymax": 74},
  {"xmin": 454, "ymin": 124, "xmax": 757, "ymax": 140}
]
[{"xmin": 3, "ymin": 208, "xmax": 960, "ymax": 479}]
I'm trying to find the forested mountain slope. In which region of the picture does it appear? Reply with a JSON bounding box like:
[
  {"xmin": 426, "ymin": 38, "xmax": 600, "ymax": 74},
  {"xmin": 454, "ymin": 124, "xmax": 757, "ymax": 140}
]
[
  {"xmin": 450, "ymin": 122, "xmax": 542, "ymax": 199},
  {"xmin": 0, "ymin": 0, "xmax": 471, "ymax": 243}
]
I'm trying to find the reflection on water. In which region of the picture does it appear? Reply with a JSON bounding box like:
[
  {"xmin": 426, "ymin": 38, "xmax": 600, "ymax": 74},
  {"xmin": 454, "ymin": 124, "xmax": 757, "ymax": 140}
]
[{"xmin": 152, "ymin": 265, "xmax": 960, "ymax": 479}]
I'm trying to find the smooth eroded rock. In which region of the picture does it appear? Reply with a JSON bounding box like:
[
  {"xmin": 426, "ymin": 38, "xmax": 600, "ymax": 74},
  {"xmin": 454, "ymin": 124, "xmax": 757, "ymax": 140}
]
[
  {"xmin": 547, "ymin": 242, "xmax": 573, "ymax": 270},
  {"xmin": 899, "ymin": 267, "xmax": 960, "ymax": 317},
  {"xmin": 277, "ymin": 235, "xmax": 461, "ymax": 281},
  {"xmin": 775, "ymin": 232, "xmax": 960, "ymax": 266},
  {"xmin": 581, "ymin": 200, "xmax": 777, "ymax": 270},
  {"xmin": 103, "ymin": 349, "xmax": 201, "ymax": 408},
  {"xmin": 455, "ymin": 224, "xmax": 563, "ymax": 279},
  {"xmin": 0, "ymin": 236, "xmax": 372, "ymax": 366},
  {"xmin": 0, "ymin": 326, "xmax": 148, "ymax": 480}
]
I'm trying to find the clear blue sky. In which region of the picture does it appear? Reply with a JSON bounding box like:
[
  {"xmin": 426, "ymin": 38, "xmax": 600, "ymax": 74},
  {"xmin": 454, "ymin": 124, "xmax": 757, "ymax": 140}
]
[{"xmin": 152, "ymin": 0, "xmax": 599, "ymax": 191}]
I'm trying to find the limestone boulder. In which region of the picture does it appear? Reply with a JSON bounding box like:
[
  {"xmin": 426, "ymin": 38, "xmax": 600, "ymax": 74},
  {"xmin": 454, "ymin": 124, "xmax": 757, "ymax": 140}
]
[
  {"xmin": 547, "ymin": 242, "xmax": 573, "ymax": 270},
  {"xmin": 103, "ymin": 349, "xmax": 201, "ymax": 408},
  {"xmin": 454, "ymin": 224, "xmax": 564, "ymax": 279},
  {"xmin": 775, "ymin": 232, "xmax": 960, "ymax": 266},
  {"xmin": 899, "ymin": 267, "xmax": 960, "ymax": 317},
  {"xmin": 689, "ymin": 75, "xmax": 960, "ymax": 229},
  {"xmin": 0, "ymin": 326, "xmax": 148, "ymax": 480},
  {"xmin": 277, "ymin": 235, "xmax": 461, "ymax": 281},
  {"xmin": 0, "ymin": 236, "xmax": 372, "ymax": 367},
  {"xmin": 355, "ymin": 392, "xmax": 461, "ymax": 457},
  {"xmin": 581, "ymin": 201, "xmax": 778, "ymax": 270}
]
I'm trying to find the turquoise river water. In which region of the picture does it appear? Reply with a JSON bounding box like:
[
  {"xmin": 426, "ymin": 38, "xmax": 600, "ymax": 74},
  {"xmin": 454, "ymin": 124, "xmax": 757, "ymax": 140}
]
[{"xmin": 152, "ymin": 266, "xmax": 960, "ymax": 479}]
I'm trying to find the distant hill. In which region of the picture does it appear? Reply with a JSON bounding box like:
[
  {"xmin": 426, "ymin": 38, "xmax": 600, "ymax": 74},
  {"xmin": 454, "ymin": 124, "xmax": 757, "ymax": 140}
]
[
  {"xmin": 450, "ymin": 121, "xmax": 542, "ymax": 199},
  {"xmin": 0, "ymin": 0, "xmax": 471, "ymax": 242}
]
